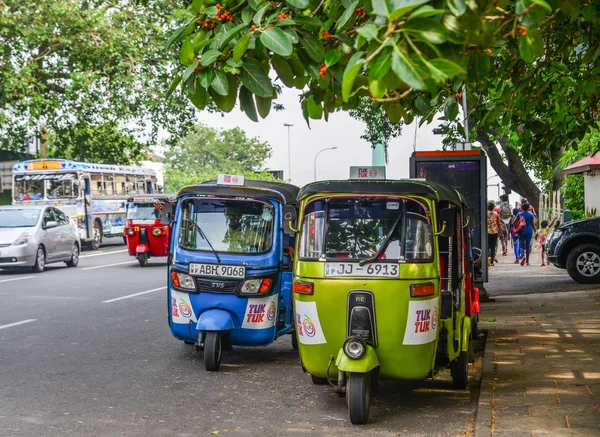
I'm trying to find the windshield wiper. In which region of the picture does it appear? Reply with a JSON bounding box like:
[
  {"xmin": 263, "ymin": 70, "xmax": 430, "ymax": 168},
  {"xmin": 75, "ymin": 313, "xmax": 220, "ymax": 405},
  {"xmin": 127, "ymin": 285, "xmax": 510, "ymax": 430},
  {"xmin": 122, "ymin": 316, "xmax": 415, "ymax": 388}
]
[
  {"xmin": 186, "ymin": 219, "xmax": 221, "ymax": 263},
  {"xmin": 359, "ymin": 211, "xmax": 404, "ymax": 266}
]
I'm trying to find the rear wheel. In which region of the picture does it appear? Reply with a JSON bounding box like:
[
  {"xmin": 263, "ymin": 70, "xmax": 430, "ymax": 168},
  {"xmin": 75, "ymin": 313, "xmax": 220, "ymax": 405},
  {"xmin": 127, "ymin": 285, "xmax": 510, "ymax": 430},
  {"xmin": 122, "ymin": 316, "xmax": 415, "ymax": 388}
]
[
  {"xmin": 291, "ymin": 331, "xmax": 298, "ymax": 351},
  {"xmin": 471, "ymin": 313, "xmax": 479, "ymax": 339},
  {"xmin": 310, "ymin": 374, "xmax": 328, "ymax": 385},
  {"xmin": 87, "ymin": 221, "xmax": 101, "ymax": 250},
  {"xmin": 31, "ymin": 246, "xmax": 45, "ymax": 273},
  {"xmin": 65, "ymin": 244, "xmax": 79, "ymax": 267},
  {"xmin": 347, "ymin": 372, "xmax": 371, "ymax": 425},
  {"xmin": 451, "ymin": 348, "xmax": 469, "ymax": 389},
  {"xmin": 566, "ymin": 244, "xmax": 600, "ymax": 284},
  {"xmin": 204, "ymin": 331, "xmax": 222, "ymax": 371},
  {"xmin": 137, "ymin": 252, "xmax": 149, "ymax": 267}
]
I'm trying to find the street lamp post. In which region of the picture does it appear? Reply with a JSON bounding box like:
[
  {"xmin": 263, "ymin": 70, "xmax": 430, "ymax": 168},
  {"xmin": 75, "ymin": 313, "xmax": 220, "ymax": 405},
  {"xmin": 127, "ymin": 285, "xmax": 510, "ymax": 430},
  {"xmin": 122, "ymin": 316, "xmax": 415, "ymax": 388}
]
[
  {"xmin": 284, "ymin": 123, "xmax": 293, "ymax": 181},
  {"xmin": 314, "ymin": 146, "xmax": 338, "ymax": 181}
]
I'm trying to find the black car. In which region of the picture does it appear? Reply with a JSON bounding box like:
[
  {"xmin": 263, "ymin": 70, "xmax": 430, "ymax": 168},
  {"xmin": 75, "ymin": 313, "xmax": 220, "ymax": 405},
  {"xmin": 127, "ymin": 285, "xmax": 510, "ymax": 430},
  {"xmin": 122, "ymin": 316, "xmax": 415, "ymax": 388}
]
[{"xmin": 546, "ymin": 217, "xmax": 600, "ymax": 283}]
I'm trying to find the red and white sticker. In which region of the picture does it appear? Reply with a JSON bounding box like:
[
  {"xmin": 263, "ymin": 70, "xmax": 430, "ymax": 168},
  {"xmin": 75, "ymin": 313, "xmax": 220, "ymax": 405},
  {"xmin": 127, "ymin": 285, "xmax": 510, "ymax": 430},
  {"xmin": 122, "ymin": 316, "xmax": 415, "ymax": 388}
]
[
  {"xmin": 241, "ymin": 294, "xmax": 278, "ymax": 330},
  {"xmin": 171, "ymin": 290, "xmax": 197, "ymax": 324},
  {"xmin": 402, "ymin": 297, "xmax": 439, "ymax": 345}
]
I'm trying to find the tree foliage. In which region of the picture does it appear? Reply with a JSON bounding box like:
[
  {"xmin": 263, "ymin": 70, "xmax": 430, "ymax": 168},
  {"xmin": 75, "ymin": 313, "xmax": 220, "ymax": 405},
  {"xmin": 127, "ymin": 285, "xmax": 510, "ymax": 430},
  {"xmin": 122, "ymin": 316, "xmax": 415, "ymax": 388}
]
[
  {"xmin": 163, "ymin": 123, "xmax": 274, "ymax": 192},
  {"xmin": 0, "ymin": 0, "xmax": 197, "ymax": 153}
]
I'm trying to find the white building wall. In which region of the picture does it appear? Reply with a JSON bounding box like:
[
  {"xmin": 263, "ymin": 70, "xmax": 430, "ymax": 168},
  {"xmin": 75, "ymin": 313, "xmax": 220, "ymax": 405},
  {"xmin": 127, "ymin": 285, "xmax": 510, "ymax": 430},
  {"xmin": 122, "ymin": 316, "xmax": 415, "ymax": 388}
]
[
  {"xmin": 584, "ymin": 173, "xmax": 600, "ymax": 213},
  {"xmin": 141, "ymin": 161, "xmax": 165, "ymax": 189}
]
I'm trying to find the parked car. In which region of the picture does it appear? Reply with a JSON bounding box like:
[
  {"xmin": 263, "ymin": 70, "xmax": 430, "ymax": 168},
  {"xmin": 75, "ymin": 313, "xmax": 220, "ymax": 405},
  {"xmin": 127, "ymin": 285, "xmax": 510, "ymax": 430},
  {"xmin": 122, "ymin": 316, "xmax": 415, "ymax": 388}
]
[
  {"xmin": 546, "ymin": 217, "xmax": 600, "ymax": 284},
  {"xmin": 0, "ymin": 205, "xmax": 80, "ymax": 273}
]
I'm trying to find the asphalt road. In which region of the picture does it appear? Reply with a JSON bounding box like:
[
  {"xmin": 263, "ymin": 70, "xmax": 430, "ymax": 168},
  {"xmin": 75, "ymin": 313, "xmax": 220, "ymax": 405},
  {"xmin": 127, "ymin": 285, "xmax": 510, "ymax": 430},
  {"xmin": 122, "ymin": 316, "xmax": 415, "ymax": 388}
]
[{"xmin": 1, "ymin": 241, "xmax": 483, "ymax": 437}]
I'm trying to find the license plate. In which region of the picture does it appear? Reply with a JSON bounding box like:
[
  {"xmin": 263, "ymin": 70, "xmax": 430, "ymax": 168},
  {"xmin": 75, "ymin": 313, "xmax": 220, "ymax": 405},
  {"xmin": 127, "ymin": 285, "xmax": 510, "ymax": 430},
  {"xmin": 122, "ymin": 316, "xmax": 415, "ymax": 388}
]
[
  {"xmin": 189, "ymin": 263, "xmax": 245, "ymax": 278},
  {"xmin": 324, "ymin": 262, "xmax": 399, "ymax": 278}
]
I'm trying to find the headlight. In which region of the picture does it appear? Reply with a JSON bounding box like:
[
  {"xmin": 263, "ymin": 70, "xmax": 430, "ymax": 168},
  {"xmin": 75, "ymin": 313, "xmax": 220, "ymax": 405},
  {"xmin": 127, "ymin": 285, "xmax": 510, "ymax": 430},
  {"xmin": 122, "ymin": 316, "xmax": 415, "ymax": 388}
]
[
  {"xmin": 12, "ymin": 231, "xmax": 32, "ymax": 246},
  {"xmin": 240, "ymin": 278, "xmax": 273, "ymax": 294},
  {"xmin": 171, "ymin": 271, "xmax": 196, "ymax": 290},
  {"xmin": 343, "ymin": 337, "xmax": 366, "ymax": 360}
]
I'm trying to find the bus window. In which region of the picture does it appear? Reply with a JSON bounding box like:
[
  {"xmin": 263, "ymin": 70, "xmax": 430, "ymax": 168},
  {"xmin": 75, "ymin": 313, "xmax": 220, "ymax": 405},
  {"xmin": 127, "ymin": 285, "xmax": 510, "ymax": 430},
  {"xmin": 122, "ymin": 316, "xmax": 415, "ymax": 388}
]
[
  {"xmin": 126, "ymin": 176, "xmax": 136, "ymax": 194},
  {"xmin": 136, "ymin": 177, "xmax": 146, "ymax": 194},
  {"xmin": 14, "ymin": 177, "xmax": 44, "ymax": 201},
  {"xmin": 115, "ymin": 176, "xmax": 126, "ymax": 195},
  {"xmin": 91, "ymin": 174, "xmax": 103, "ymax": 195},
  {"xmin": 46, "ymin": 174, "xmax": 80, "ymax": 199},
  {"xmin": 104, "ymin": 174, "xmax": 115, "ymax": 195}
]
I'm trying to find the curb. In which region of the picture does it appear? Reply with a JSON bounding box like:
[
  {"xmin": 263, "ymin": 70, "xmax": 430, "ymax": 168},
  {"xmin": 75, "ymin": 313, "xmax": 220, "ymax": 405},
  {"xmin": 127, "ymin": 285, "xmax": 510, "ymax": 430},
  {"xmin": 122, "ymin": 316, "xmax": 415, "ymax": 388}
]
[{"xmin": 474, "ymin": 328, "xmax": 495, "ymax": 437}]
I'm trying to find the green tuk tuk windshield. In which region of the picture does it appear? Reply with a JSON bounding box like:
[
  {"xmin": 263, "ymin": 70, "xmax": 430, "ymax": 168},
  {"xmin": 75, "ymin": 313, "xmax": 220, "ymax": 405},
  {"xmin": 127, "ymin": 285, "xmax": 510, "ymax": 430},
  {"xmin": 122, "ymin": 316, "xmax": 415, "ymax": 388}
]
[
  {"xmin": 178, "ymin": 198, "xmax": 274, "ymax": 254},
  {"xmin": 299, "ymin": 197, "xmax": 433, "ymax": 262}
]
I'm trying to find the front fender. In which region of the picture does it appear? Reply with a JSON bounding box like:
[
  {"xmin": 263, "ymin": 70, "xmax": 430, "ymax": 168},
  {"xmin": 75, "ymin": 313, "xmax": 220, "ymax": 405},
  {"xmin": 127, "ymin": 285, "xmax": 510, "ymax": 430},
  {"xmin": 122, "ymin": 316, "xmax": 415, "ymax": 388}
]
[
  {"xmin": 462, "ymin": 316, "xmax": 472, "ymax": 352},
  {"xmin": 196, "ymin": 309, "xmax": 235, "ymax": 331},
  {"xmin": 136, "ymin": 244, "xmax": 149, "ymax": 254},
  {"xmin": 335, "ymin": 345, "xmax": 379, "ymax": 373}
]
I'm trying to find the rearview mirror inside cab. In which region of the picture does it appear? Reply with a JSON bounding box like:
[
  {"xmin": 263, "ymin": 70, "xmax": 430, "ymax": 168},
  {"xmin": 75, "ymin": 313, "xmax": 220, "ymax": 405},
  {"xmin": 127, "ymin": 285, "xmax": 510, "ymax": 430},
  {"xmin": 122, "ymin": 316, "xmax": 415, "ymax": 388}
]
[
  {"xmin": 282, "ymin": 205, "xmax": 298, "ymax": 235},
  {"xmin": 438, "ymin": 208, "xmax": 455, "ymax": 237}
]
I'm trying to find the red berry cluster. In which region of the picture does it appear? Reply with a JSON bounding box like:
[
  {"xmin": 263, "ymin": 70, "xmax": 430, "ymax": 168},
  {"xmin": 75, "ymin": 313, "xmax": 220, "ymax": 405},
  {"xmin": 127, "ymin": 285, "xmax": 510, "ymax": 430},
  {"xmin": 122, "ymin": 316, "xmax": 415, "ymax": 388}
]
[
  {"xmin": 277, "ymin": 12, "xmax": 288, "ymax": 19},
  {"xmin": 455, "ymin": 92, "xmax": 462, "ymax": 99},
  {"xmin": 215, "ymin": 4, "xmax": 234, "ymax": 22},
  {"xmin": 485, "ymin": 48, "xmax": 492, "ymax": 55},
  {"xmin": 354, "ymin": 7, "xmax": 366, "ymax": 17},
  {"xmin": 200, "ymin": 20, "xmax": 217, "ymax": 28},
  {"xmin": 320, "ymin": 30, "xmax": 331, "ymax": 41},
  {"xmin": 518, "ymin": 28, "xmax": 527, "ymax": 35},
  {"xmin": 319, "ymin": 63, "xmax": 327, "ymax": 78}
]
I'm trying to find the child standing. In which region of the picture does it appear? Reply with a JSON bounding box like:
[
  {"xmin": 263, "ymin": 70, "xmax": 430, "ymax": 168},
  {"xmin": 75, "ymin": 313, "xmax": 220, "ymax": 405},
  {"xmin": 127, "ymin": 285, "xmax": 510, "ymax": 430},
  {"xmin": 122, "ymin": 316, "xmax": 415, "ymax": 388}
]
[{"xmin": 537, "ymin": 217, "xmax": 557, "ymax": 266}]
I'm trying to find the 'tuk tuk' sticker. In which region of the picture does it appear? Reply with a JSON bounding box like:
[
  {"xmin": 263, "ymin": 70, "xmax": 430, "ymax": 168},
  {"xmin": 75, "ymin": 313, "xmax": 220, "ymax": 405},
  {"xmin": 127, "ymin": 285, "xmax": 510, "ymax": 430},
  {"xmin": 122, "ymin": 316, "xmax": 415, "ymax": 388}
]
[
  {"xmin": 294, "ymin": 300, "xmax": 327, "ymax": 345},
  {"xmin": 402, "ymin": 297, "xmax": 439, "ymax": 345},
  {"xmin": 241, "ymin": 294, "xmax": 278, "ymax": 330}
]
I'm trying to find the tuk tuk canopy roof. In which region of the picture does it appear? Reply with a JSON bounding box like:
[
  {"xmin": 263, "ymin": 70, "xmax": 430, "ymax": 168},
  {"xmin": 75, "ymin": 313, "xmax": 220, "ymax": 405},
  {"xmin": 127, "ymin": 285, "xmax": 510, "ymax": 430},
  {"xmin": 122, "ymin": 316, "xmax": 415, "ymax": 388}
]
[
  {"xmin": 126, "ymin": 194, "xmax": 175, "ymax": 203},
  {"xmin": 298, "ymin": 179, "xmax": 465, "ymax": 206},
  {"xmin": 176, "ymin": 180, "xmax": 300, "ymax": 205}
]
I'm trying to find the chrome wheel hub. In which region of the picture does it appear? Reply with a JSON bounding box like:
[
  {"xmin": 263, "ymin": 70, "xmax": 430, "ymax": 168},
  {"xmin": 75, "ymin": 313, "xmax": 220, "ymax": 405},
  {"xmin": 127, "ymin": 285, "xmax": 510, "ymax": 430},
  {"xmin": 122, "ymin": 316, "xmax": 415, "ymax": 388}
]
[{"xmin": 576, "ymin": 252, "xmax": 600, "ymax": 277}]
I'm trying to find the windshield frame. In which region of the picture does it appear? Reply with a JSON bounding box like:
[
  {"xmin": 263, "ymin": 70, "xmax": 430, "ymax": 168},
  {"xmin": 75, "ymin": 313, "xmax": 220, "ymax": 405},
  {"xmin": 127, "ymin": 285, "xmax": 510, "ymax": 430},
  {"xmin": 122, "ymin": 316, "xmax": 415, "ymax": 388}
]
[
  {"xmin": 299, "ymin": 195, "xmax": 433, "ymax": 263},
  {"xmin": 176, "ymin": 196, "xmax": 276, "ymax": 256},
  {"xmin": 0, "ymin": 208, "xmax": 42, "ymax": 228}
]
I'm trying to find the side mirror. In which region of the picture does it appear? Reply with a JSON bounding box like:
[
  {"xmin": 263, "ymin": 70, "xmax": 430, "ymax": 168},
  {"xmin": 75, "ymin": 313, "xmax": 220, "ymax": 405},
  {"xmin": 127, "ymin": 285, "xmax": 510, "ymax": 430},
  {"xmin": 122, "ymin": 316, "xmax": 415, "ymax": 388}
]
[
  {"xmin": 45, "ymin": 220, "xmax": 58, "ymax": 229},
  {"xmin": 282, "ymin": 205, "xmax": 298, "ymax": 235},
  {"xmin": 464, "ymin": 208, "xmax": 476, "ymax": 229},
  {"xmin": 161, "ymin": 202, "xmax": 174, "ymax": 225},
  {"xmin": 438, "ymin": 208, "xmax": 455, "ymax": 237}
]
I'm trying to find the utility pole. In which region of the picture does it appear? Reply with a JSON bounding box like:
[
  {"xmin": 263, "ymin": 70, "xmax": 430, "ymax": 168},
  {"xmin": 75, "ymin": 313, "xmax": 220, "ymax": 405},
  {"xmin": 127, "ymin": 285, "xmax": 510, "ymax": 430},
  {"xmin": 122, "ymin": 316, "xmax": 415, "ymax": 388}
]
[{"xmin": 284, "ymin": 123, "xmax": 293, "ymax": 181}]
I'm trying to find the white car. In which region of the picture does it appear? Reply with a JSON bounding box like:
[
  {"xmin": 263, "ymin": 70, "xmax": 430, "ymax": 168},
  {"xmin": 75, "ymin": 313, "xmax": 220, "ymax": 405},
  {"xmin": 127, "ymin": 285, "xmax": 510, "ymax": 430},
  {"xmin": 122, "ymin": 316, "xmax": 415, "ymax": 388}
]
[{"xmin": 0, "ymin": 205, "xmax": 80, "ymax": 272}]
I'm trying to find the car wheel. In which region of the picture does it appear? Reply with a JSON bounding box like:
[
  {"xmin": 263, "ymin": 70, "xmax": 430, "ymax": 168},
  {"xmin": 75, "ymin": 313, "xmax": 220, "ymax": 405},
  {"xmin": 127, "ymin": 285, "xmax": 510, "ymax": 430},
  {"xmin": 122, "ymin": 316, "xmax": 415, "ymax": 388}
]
[
  {"xmin": 32, "ymin": 246, "xmax": 45, "ymax": 273},
  {"xmin": 65, "ymin": 244, "xmax": 80, "ymax": 267},
  {"xmin": 566, "ymin": 244, "xmax": 600, "ymax": 284},
  {"xmin": 87, "ymin": 221, "xmax": 101, "ymax": 250}
]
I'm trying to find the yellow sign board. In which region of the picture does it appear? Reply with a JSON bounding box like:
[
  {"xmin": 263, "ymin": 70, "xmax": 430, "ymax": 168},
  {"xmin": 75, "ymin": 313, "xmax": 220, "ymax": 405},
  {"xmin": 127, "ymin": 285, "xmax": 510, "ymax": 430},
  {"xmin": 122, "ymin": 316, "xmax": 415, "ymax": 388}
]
[{"xmin": 28, "ymin": 161, "xmax": 64, "ymax": 171}]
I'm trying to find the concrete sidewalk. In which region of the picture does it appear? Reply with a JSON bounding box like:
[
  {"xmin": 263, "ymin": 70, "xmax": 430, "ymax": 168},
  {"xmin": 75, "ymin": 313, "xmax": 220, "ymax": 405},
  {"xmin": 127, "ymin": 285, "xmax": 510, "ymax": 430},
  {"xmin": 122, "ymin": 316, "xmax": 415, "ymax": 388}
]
[{"xmin": 475, "ymin": 286, "xmax": 600, "ymax": 436}]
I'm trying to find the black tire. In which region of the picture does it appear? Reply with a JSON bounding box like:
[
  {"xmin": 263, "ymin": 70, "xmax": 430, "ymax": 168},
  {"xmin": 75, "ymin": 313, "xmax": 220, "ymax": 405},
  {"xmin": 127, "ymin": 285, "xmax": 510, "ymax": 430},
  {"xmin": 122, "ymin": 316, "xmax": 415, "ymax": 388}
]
[
  {"xmin": 451, "ymin": 348, "xmax": 469, "ymax": 389},
  {"xmin": 204, "ymin": 331, "xmax": 222, "ymax": 371},
  {"xmin": 471, "ymin": 313, "xmax": 479, "ymax": 339},
  {"xmin": 137, "ymin": 253, "xmax": 149, "ymax": 267},
  {"xmin": 566, "ymin": 244, "xmax": 600, "ymax": 284},
  {"xmin": 65, "ymin": 243, "xmax": 79, "ymax": 267},
  {"xmin": 291, "ymin": 331, "xmax": 298, "ymax": 351},
  {"xmin": 122, "ymin": 236, "xmax": 127, "ymax": 245},
  {"xmin": 311, "ymin": 374, "xmax": 329, "ymax": 385},
  {"xmin": 87, "ymin": 221, "xmax": 101, "ymax": 250},
  {"xmin": 347, "ymin": 372, "xmax": 371, "ymax": 425},
  {"xmin": 31, "ymin": 246, "xmax": 45, "ymax": 273}
]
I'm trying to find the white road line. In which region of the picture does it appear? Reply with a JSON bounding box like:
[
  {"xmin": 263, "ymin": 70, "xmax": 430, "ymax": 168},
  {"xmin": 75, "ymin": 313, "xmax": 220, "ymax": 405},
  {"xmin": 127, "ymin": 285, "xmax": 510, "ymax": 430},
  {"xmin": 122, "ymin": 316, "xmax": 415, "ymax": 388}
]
[
  {"xmin": 82, "ymin": 261, "xmax": 137, "ymax": 271},
  {"xmin": 80, "ymin": 249, "xmax": 128, "ymax": 259},
  {"xmin": 0, "ymin": 276, "xmax": 35, "ymax": 283},
  {"xmin": 0, "ymin": 319, "xmax": 37, "ymax": 330},
  {"xmin": 102, "ymin": 286, "xmax": 167, "ymax": 303}
]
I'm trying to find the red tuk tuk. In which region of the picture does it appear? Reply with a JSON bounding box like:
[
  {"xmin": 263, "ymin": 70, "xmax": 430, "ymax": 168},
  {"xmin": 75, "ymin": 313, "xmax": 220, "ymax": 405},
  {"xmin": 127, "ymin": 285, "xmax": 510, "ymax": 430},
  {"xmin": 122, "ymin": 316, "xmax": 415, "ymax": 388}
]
[{"xmin": 124, "ymin": 195, "xmax": 174, "ymax": 266}]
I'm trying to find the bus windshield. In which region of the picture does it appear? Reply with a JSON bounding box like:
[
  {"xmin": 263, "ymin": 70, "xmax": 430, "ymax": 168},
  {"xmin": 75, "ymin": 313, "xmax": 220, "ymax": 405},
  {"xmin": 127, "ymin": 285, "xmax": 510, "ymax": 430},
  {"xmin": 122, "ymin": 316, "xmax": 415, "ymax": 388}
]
[
  {"xmin": 299, "ymin": 197, "xmax": 433, "ymax": 262},
  {"xmin": 14, "ymin": 174, "xmax": 80, "ymax": 201},
  {"xmin": 178, "ymin": 198, "xmax": 274, "ymax": 254}
]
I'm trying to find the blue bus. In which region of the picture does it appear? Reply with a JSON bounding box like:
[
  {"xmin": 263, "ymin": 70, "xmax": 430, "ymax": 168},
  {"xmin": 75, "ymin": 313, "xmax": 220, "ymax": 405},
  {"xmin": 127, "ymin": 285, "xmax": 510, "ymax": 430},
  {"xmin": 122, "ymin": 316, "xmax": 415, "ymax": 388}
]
[{"xmin": 12, "ymin": 159, "xmax": 158, "ymax": 249}]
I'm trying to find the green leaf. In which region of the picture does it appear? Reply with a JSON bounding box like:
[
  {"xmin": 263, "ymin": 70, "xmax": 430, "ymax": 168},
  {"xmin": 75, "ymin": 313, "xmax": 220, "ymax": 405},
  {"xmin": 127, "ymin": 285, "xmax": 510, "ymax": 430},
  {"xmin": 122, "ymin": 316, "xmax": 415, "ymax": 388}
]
[
  {"xmin": 408, "ymin": 5, "xmax": 446, "ymax": 20},
  {"xmin": 356, "ymin": 23, "xmax": 379, "ymax": 41},
  {"xmin": 194, "ymin": 38, "xmax": 215, "ymax": 54},
  {"xmin": 467, "ymin": 51, "xmax": 491, "ymax": 84},
  {"xmin": 444, "ymin": 96, "xmax": 459, "ymax": 120},
  {"xmin": 324, "ymin": 50, "xmax": 342, "ymax": 67},
  {"xmin": 306, "ymin": 96, "xmax": 323, "ymax": 119},
  {"xmin": 180, "ymin": 39, "xmax": 196, "ymax": 66},
  {"xmin": 255, "ymin": 96, "xmax": 272, "ymax": 118},
  {"xmin": 233, "ymin": 34, "xmax": 252, "ymax": 62},
  {"xmin": 219, "ymin": 23, "xmax": 248, "ymax": 49},
  {"xmin": 336, "ymin": 0, "xmax": 359, "ymax": 31},
  {"xmin": 204, "ymin": 6, "xmax": 218, "ymax": 16},
  {"xmin": 260, "ymin": 27, "xmax": 293, "ymax": 56},
  {"xmin": 286, "ymin": 0, "xmax": 309, "ymax": 8},
  {"xmin": 342, "ymin": 51, "xmax": 364, "ymax": 101},
  {"xmin": 446, "ymin": 0, "xmax": 467, "ymax": 16},
  {"xmin": 239, "ymin": 59, "xmax": 274, "ymax": 98},
  {"xmin": 428, "ymin": 58, "xmax": 465, "ymax": 77},
  {"xmin": 560, "ymin": 0, "xmax": 580, "ymax": 20},
  {"xmin": 414, "ymin": 96, "xmax": 431, "ymax": 115},
  {"xmin": 294, "ymin": 16, "xmax": 323, "ymax": 27},
  {"xmin": 372, "ymin": 0, "xmax": 394, "ymax": 17},
  {"xmin": 165, "ymin": 17, "xmax": 196, "ymax": 49},
  {"xmin": 182, "ymin": 63, "xmax": 198, "ymax": 83},
  {"xmin": 391, "ymin": 49, "xmax": 425, "ymax": 90},
  {"xmin": 239, "ymin": 87, "xmax": 258, "ymax": 122},
  {"xmin": 300, "ymin": 34, "xmax": 324, "ymax": 62},
  {"xmin": 200, "ymin": 50, "xmax": 221, "ymax": 66},
  {"xmin": 383, "ymin": 101, "xmax": 406, "ymax": 124},
  {"xmin": 519, "ymin": 29, "xmax": 544, "ymax": 63},
  {"xmin": 370, "ymin": 46, "xmax": 393, "ymax": 80},
  {"xmin": 531, "ymin": 0, "xmax": 552, "ymax": 12},
  {"xmin": 248, "ymin": 0, "xmax": 265, "ymax": 11},
  {"xmin": 272, "ymin": 56, "xmax": 296, "ymax": 87},
  {"xmin": 211, "ymin": 70, "xmax": 229, "ymax": 96},
  {"xmin": 197, "ymin": 69, "xmax": 214, "ymax": 89},
  {"xmin": 166, "ymin": 76, "xmax": 181, "ymax": 100},
  {"xmin": 369, "ymin": 75, "xmax": 386, "ymax": 99},
  {"xmin": 253, "ymin": 3, "xmax": 269, "ymax": 26},
  {"xmin": 189, "ymin": 79, "xmax": 208, "ymax": 109},
  {"xmin": 390, "ymin": 0, "xmax": 430, "ymax": 20},
  {"xmin": 403, "ymin": 18, "xmax": 449, "ymax": 44},
  {"xmin": 209, "ymin": 74, "xmax": 238, "ymax": 112},
  {"xmin": 282, "ymin": 27, "xmax": 299, "ymax": 44}
]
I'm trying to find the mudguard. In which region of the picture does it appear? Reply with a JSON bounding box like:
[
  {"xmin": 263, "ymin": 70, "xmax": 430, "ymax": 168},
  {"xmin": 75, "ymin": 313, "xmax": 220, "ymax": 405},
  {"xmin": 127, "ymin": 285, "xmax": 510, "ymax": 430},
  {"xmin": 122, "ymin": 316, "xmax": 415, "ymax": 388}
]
[
  {"xmin": 462, "ymin": 316, "xmax": 472, "ymax": 352},
  {"xmin": 136, "ymin": 244, "xmax": 149, "ymax": 254},
  {"xmin": 196, "ymin": 309, "xmax": 235, "ymax": 331},
  {"xmin": 335, "ymin": 345, "xmax": 380, "ymax": 373},
  {"xmin": 473, "ymin": 287, "xmax": 480, "ymax": 313}
]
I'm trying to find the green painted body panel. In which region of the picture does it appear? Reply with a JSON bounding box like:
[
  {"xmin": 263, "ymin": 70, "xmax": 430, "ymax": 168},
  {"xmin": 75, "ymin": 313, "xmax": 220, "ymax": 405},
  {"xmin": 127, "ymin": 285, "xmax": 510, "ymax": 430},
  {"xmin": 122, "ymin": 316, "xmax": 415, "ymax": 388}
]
[{"xmin": 335, "ymin": 345, "xmax": 380, "ymax": 373}]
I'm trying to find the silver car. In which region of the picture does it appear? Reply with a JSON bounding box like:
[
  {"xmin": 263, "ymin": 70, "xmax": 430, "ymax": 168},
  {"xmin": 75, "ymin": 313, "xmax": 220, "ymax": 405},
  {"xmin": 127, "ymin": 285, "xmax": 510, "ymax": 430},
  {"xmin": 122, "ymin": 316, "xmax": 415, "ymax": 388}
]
[{"xmin": 0, "ymin": 205, "xmax": 80, "ymax": 272}]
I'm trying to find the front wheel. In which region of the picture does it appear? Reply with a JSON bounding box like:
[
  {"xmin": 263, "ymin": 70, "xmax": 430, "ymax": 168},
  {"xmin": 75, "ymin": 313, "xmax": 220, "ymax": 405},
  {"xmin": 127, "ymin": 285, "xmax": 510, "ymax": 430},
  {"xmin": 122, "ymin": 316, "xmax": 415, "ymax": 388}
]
[
  {"xmin": 347, "ymin": 373, "xmax": 371, "ymax": 425},
  {"xmin": 65, "ymin": 244, "xmax": 79, "ymax": 267},
  {"xmin": 87, "ymin": 221, "xmax": 101, "ymax": 250},
  {"xmin": 137, "ymin": 252, "xmax": 149, "ymax": 267},
  {"xmin": 451, "ymin": 349, "xmax": 469, "ymax": 389},
  {"xmin": 204, "ymin": 331, "xmax": 222, "ymax": 371},
  {"xmin": 566, "ymin": 244, "xmax": 600, "ymax": 284},
  {"xmin": 32, "ymin": 246, "xmax": 45, "ymax": 273}
]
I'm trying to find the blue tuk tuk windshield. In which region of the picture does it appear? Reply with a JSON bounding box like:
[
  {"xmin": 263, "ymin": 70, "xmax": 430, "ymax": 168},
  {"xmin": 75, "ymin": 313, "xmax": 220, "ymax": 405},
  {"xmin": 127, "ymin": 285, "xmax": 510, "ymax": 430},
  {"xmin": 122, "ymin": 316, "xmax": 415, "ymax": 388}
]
[
  {"xmin": 178, "ymin": 198, "xmax": 274, "ymax": 254},
  {"xmin": 299, "ymin": 197, "xmax": 433, "ymax": 262}
]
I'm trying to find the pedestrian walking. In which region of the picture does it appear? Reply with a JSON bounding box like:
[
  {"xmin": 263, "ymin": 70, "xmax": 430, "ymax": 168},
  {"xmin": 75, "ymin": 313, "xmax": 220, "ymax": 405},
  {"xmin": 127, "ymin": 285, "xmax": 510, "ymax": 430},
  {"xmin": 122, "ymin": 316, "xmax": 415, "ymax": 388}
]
[
  {"xmin": 498, "ymin": 194, "xmax": 511, "ymax": 256},
  {"xmin": 487, "ymin": 202, "xmax": 503, "ymax": 266},
  {"xmin": 536, "ymin": 217, "xmax": 558, "ymax": 266},
  {"xmin": 509, "ymin": 208, "xmax": 521, "ymax": 263},
  {"xmin": 516, "ymin": 203, "xmax": 538, "ymax": 266}
]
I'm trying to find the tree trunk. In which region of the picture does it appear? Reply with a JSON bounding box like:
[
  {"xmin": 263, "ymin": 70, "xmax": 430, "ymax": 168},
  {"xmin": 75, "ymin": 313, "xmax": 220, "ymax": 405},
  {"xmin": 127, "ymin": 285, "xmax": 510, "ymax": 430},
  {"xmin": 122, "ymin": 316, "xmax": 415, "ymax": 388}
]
[{"xmin": 39, "ymin": 126, "xmax": 49, "ymax": 158}]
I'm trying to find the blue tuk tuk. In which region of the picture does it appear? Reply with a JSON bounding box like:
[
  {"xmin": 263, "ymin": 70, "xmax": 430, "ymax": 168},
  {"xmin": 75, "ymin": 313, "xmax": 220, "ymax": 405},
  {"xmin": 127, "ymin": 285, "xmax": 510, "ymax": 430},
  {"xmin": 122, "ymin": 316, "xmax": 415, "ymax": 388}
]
[{"xmin": 167, "ymin": 176, "xmax": 300, "ymax": 371}]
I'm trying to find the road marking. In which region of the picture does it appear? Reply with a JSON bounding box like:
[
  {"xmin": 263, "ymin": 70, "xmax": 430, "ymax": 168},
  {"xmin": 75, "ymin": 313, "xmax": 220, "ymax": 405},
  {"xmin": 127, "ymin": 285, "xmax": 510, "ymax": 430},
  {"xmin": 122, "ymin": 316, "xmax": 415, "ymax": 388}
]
[
  {"xmin": 0, "ymin": 276, "xmax": 35, "ymax": 283},
  {"xmin": 102, "ymin": 286, "xmax": 167, "ymax": 303},
  {"xmin": 80, "ymin": 249, "xmax": 128, "ymax": 259},
  {"xmin": 0, "ymin": 319, "xmax": 36, "ymax": 330},
  {"xmin": 82, "ymin": 261, "xmax": 137, "ymax": 271}
]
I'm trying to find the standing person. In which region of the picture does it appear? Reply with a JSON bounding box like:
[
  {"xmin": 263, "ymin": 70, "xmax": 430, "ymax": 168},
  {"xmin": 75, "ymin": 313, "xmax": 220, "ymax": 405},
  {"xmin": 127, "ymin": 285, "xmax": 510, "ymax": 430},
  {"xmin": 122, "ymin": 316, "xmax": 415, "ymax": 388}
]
[
  {"xmin": 498, "ymin": 194, "xmax": 511, "ymax": 255},
  {"xmin": 537, "ymin": 217, "xmax": 558, "ymax": 266},
  {"xmin": 516, "ymin": 203, "xmax": 537, "ymax": 266},
  {"xmin": 487, "ymin": 202, "xmax": 503, "ymax": 266},
  {"xmin": 509, "ymin": 208, "xmax": 521, "ymax": 263}
]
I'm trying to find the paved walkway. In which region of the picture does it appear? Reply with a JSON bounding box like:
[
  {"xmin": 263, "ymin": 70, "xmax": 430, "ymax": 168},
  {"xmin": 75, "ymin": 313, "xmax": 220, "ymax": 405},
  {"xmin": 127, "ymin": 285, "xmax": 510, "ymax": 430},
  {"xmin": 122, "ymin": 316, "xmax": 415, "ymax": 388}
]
[{"xmin": 475, "ymin": 253, "xmax": 600, "ymax": 436}]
